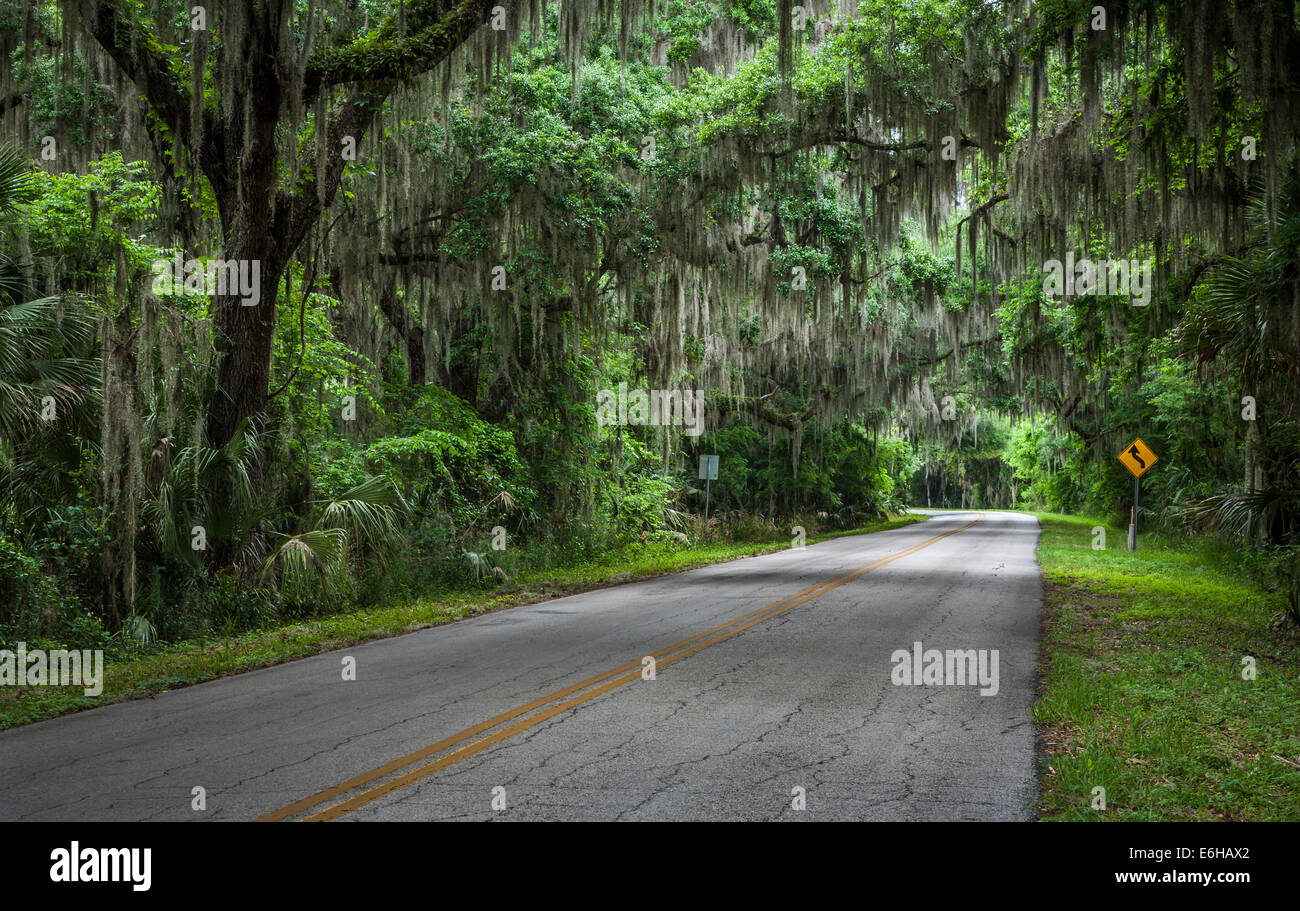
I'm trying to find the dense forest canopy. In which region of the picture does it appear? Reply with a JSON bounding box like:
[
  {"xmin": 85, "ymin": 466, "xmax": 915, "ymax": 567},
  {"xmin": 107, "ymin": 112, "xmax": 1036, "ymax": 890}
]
[{"xmin": 0, "ymin": 0, "xmax": 1296, "ymax": 646}]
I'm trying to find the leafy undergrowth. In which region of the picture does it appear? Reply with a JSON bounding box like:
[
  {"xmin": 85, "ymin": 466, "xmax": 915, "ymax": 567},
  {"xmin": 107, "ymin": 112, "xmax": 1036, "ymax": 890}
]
[
  {"xmin": 0, "ymin": 515, "xmax": 923, "ymax": 731},
  {"xmin": 1034, "ymin": 513, "xmax": 1300, "ymax": 820}
]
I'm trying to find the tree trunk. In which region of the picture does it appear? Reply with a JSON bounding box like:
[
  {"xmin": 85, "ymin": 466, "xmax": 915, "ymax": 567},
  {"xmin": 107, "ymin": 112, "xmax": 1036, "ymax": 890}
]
[{"xmin": 376, "ymin": 282, "xmax": 427, "ymax": 386}]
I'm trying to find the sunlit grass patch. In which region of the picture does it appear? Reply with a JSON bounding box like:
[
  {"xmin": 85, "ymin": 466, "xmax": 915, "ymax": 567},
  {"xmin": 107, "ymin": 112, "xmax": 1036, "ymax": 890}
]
[{"xmin": 1034, "ymin": 514, "xmax": 1300, "ymax": 821}]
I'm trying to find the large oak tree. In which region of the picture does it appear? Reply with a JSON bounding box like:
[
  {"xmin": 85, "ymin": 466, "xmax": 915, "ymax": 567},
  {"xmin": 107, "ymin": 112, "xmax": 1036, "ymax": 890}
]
[{"xmin": 74, "ymin": 0, "xmax": 513, "ymax": 455}]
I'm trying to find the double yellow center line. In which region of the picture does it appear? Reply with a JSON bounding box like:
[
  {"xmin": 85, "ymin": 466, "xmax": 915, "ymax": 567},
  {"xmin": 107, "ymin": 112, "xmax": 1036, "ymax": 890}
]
[{"xmin": 257, "ymin": 514, "xmax": 980, "ymax": 822}]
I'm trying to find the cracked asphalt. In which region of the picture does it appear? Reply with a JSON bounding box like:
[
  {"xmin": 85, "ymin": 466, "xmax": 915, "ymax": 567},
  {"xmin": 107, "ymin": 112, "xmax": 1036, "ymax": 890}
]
[{"xmin": 0, "ymin": 510, "xmax": 1043, "ymax": 821}]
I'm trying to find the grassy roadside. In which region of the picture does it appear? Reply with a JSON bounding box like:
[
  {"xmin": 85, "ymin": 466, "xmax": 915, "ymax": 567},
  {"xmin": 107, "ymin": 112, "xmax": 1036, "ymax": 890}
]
[
  {"xmin": 1033, "ymin": 513, "xmax": 1300, "ymax": 820},
  {"xmin": 0, "ymin": 514, "xmax": 924, "ymax": 731}
]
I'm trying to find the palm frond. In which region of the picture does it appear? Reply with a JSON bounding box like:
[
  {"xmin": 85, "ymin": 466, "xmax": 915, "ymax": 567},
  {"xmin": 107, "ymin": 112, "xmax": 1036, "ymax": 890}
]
[
  {"xmin": 316, "ymin": 475, "xmax": 405, "ymax": 558},
  {"xmin": 462, "ymin": 549, "xmax": 491, "ymax": 583},
  {"xmin": 0, "ymin": 145, "xmax": 37, "ymax": 215},
  {"xmin": 1182, "ymin": 486, "xmax": 1300, "ymax": 540},
  {"xmin": 260, "ymin": 528, "xmax": 348, "ymax": 597},
  {"xmin": 123, "ymin": 613, "xmax": 157, "ymax": 646}
]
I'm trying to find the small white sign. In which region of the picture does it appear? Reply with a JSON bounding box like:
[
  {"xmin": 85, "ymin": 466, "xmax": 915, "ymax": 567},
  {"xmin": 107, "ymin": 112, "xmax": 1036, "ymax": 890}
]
[{"xmin": 698, "ymin": 454, "xmax": 719, "ymax": 481}]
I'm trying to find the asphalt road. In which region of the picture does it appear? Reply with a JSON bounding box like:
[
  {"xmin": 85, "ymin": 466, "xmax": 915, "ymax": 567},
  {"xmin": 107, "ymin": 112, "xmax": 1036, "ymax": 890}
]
[{"xmin": 0, "ymin": 510, "xmax": 1043, "ymax": 821}]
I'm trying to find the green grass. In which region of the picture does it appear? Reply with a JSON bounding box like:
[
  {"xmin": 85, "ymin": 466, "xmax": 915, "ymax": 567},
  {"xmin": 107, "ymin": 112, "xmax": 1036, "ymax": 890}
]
[
  {"xmin": 0, "ymin": 514, "xmax": 924, "ymax": 731},
  {"xmin": 1033, "ymin": 512, "xmax": 1300, "ymax": 820}
]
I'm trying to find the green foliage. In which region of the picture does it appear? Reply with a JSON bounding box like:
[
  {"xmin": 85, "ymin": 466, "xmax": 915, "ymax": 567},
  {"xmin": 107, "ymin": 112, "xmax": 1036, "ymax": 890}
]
[
  {"xmin": 364, "ymin": 386, "xmax": 532, "ymax": 514},
  {"xmin": 0, "ymin": 532, "xmax": 68, "ymax": 642},
  {"xmin": 140, "ymin": 423, "xmax": 258, "ymax": 570},
  {"xmin": 461, "ymin": 548, "xmax": 492, "ymax": 584},
  {"xmin": 7, "ymin": 51, "xmax": 116, "ymax": 151},
  {"xmin": 1003, "ymin": 420, "xmax": 1089, "ymax": 514},
  {"xmin": 659, "ymin": 1, "xmax": 719, "ymax": 64},
  {"xmin": 261, "ymin": 527, "xmax": 350, "ymax": 606},
  {"xmin": 23, "ymin": 153, "xmax": 162, "ymax": 287},
  {"xmin": 0, "ymin": 294, "xmax": 99, "ymax": 446},
  {"xmin": 698, "ymin": 416, "xmax": 912, "ymax": 520}
]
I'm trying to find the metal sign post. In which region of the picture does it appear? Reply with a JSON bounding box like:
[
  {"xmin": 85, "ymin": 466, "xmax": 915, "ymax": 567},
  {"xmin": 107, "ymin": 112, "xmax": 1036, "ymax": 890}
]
[
  {"xmin": 698, "ymin": 454, "xmax": 719, "ymax": 523},
  {"xmin": 1129, "ymin": 477, "xmax": 1139, "ymax": 551}
]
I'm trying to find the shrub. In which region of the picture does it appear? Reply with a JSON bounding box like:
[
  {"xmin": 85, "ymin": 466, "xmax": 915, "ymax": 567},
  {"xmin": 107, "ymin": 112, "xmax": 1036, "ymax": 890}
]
[{"xmin": 0, "ymin": 532, "xmax": 69, "ymax": 643}]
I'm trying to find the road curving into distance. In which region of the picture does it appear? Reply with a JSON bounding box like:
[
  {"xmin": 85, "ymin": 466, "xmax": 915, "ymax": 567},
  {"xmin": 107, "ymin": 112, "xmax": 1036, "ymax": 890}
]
[{"xmin": 0, "ymin": 510, "xmax": 1043, "ymax": 822}]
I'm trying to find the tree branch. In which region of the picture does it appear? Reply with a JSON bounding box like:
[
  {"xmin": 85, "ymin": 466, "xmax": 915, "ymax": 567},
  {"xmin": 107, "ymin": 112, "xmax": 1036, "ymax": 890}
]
[
  {"xmin": 774, "ymin": 130, "xmax": 981, "ymax": 158},
  {"xmin": 774, "ymin": 131, "xmax": 930, "ymax": 158},
  {"xmin": 74, "ymin": 1, "xmax": 190, "ymax": 140},
  {"xmin": 954, "ymin": 192, "xmax": 1010, "ymax": 233},
  {"xmin": 302, "ymin": 0, "xmax": 504, "ymax": 102}
]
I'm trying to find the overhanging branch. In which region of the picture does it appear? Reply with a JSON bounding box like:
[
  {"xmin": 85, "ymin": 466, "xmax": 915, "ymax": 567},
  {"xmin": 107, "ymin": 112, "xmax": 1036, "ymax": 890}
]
[
  {"xmin": 75, "ymin": 0, "xmax": 191, "ymax": 141},
  {"xmin": 302, "ymin": 0, "xmax": 504, "ymax": 102}
]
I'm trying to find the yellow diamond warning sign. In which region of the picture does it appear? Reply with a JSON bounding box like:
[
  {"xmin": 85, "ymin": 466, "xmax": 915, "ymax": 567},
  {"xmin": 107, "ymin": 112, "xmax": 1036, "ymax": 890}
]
[{"xmin": 1118, "ymin": 437, "xmax": 1158, "ymax": 479}]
